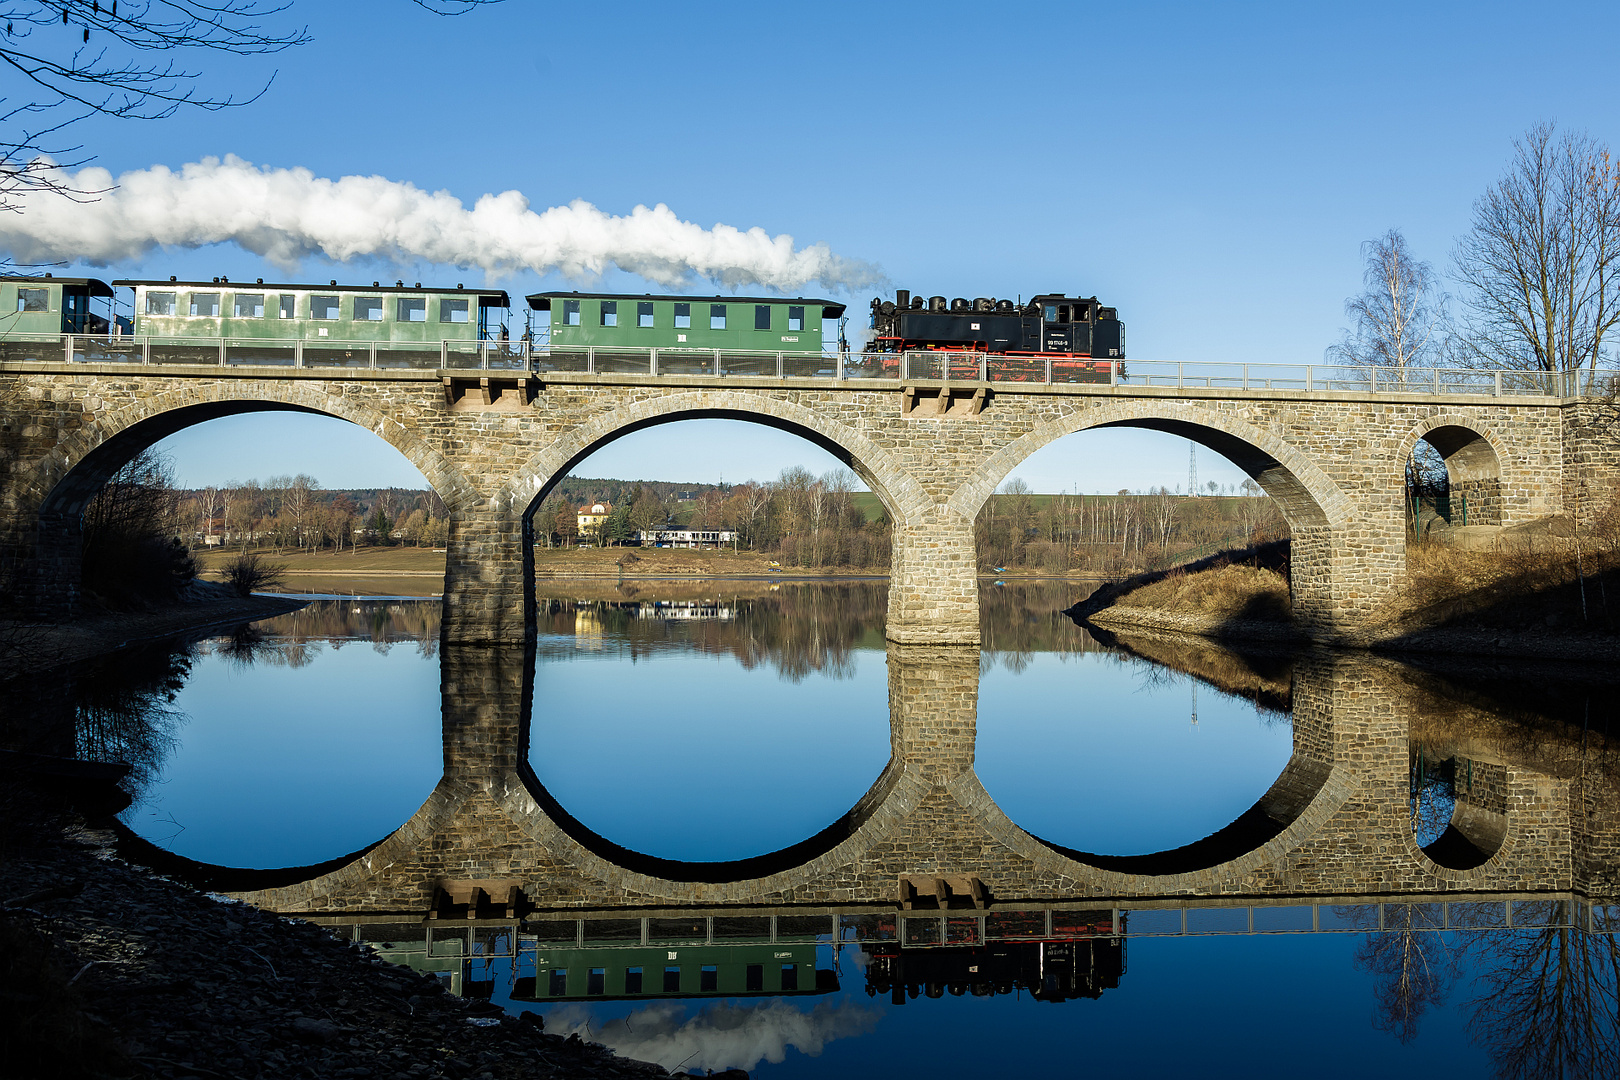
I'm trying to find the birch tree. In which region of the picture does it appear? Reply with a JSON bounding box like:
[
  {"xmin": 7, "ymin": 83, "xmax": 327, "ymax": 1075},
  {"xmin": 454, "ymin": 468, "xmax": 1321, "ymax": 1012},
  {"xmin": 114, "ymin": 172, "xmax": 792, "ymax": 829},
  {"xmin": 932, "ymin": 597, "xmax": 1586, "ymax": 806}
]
[{"xmin": 1329, "ymin": 229, "xmax": 1447, "ymax": 371}]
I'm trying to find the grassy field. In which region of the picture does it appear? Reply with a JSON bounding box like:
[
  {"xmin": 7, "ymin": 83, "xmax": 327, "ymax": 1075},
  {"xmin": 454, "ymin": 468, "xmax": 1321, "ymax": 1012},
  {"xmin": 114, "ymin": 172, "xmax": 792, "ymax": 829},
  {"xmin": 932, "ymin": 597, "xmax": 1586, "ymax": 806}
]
[{"xmin": 195, "ymin": 547, "xmax": 447, "ymax": 573}]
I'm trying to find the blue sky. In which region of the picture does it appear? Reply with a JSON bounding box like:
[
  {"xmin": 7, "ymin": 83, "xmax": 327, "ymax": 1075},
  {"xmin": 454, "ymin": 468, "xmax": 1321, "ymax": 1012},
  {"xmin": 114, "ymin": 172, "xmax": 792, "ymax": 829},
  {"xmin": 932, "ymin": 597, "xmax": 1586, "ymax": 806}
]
[{"xmin": 22, "ymin": 0, "xmax": 1620, "ymax": 491}]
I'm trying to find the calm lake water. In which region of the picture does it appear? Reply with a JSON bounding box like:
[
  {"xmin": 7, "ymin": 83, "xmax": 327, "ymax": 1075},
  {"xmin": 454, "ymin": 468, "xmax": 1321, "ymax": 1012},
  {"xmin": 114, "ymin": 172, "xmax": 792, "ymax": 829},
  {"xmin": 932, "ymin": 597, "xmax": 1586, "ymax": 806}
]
[{"xmin": 17, "ymin": 581, "xmax": 1620, "ymax": 1078}]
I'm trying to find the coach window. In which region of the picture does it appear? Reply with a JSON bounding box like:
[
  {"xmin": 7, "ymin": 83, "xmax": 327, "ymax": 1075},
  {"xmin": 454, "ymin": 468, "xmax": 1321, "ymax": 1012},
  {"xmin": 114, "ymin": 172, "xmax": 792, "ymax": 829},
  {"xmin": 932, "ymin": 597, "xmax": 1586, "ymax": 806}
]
[
  {"xmin": 710, "ymin": 304, "xmax": 726, "ymax": 330},
  {"xmin": 755, "ymin": 305, "xmax": 771, "ymax": 330},
  {"xmin": 788, "ymin": 306, "xmax": 804, "ymax": 332},
  {"xmin": 278, "ymin": 295, "xmax": 296, "ymax": 319},
  {"xmin": 674, "ymin": 302, "xmax": 690, "ymax": 328},
  {"xmin": 146, "ymin": 291, "xmax": 176, "ymax": 316},
  {"xmin": 601, "ymin": 300, "xmax": 618, "ymax": 327},
  {"xmin": 355, "ymin": 296, "xmax": 384, "ymax": 322},
  {"xmin": 440, "ymin": 298, "xmax": 469, "ymax": 324},
  {"xmin": 398, "ymin": 297, "xmax": 427, "ymax": 322},
  {"xmin": 17, "ymin": 287, "xmax": 48, "ymax": 312},
  {"xmin": 312, "ymin": 295, "xmax": 340, "ymax": 320},
  {"xmin": 563, "ymin": 299, "xmax": 580, "ymax": 326},
  {"xmin": 638, "ymin": 301, "xmax": 654, "ymax": 328},
  {"xmin": 234, "ymin": 293, "xmax": 265, "ymax": 318},
  {"xmin": 190, "ymin": 292, "xmax": 220, "ymax": 317}
]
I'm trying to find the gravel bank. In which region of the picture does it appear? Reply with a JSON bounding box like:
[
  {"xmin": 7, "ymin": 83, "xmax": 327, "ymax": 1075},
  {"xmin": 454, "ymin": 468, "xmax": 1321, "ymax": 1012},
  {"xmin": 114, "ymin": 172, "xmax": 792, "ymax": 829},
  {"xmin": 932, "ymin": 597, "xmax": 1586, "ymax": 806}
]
[{"xmin": 1, "ymin": 825, "xmax": 685, "ymax": 1080}]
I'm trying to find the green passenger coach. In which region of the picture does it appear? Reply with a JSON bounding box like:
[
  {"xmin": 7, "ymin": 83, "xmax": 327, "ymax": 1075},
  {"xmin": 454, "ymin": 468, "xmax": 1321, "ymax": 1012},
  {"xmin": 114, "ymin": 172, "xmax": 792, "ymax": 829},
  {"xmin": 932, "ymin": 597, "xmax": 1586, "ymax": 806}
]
[
  {"xmin": 528, "ymin": 292, "xmax": 846, "ymax": 353},
  {"xmin": 114, "ymin": 278, "xmax": 510, "ymax": 343},
  {"xmin": 1, "ymin": 275, "xmax": 117, "ymax": 335}
]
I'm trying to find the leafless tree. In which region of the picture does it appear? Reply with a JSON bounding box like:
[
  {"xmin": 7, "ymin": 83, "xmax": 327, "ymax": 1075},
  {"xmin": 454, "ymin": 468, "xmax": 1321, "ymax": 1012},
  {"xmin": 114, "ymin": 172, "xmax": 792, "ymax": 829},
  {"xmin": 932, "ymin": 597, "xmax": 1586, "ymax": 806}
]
[
  {"xmin": 1453, "ymin": 122, "xmax": 1620, "ymax": 383},
  {"xmin": 1349, "ymin": 904, "xmax": 1458, "ymax": 1045},
  {"xmin": 1328, "ymin": 228, "xmax": 1447, "ymax": 372},
  {"xmin": 197, "ymin": 483, "xmax": 220, "ymax": 539},
  {"xmin": 283, "ymin": 472, "xmax": 316, "ymax": 549},
  {"xmin": 1466, "ymin": 923, "xmax": 1620, "ymax": 1079},
  {"xmin": 0, "ymin": 0, "xmax": 500, "ymax": 210}
]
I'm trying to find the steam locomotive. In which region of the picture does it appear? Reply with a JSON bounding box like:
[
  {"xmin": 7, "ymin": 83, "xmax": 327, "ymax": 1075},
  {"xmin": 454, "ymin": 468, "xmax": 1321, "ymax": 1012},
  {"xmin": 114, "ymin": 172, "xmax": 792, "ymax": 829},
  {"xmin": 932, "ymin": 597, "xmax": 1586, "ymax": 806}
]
[{"xmin": 864, "ymin": 288, "xmax": 1125, "ymax": 378}]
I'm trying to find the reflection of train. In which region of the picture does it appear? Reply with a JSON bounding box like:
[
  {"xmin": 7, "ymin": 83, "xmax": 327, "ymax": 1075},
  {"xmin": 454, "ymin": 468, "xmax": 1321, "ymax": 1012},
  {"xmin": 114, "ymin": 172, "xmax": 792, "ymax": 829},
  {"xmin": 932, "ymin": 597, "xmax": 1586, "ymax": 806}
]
[
  {"xmin": 865, "ymin": 937, "xmax": 1125, "ymax": 1005},
  {"xmin": 863, "ymin": 288, "xmax": 1125, "ymax": 380},
  {"xmin": 850, "ymin": 909, "xmax": 1126, "ymax": 1005}
]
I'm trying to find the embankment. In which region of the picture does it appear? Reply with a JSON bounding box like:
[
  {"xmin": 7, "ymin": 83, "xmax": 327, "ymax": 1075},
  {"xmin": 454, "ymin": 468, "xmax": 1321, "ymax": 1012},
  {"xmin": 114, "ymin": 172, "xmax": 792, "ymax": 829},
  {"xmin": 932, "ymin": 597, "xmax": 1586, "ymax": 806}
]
[{"xmin": 1069, "ymin": 540, "xmax": 1620, "ymax": 659}]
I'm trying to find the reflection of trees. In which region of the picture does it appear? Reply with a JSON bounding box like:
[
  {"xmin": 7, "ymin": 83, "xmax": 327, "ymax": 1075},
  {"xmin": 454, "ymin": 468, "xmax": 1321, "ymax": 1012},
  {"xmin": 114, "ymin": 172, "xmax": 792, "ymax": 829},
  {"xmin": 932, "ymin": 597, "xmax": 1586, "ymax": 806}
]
[
  {"xmin": 1409, "ymin": 746, "xmax": 1456, "ymax": 848},
  {"xmin": 74, "ymin": 645, "xmax": 194, "ymax": 801},
  {"xmin": 197, "ymin": 599, "xmax": 440, "ymax": 664},
  {"xmin": 1343, "ymin": 904, "xmax": 1459, "ymax": 1044},
  {"xmin": 537, "ymin": 585, "xmax": 886, "ymax": 682},
  {"xmin": 1466, "ymin": 919, "xmax": 1620, "ymax": 1080},
  {"xmin": 1347, "ymin": 901, "xmax": 1620, "ymax": 1078}
]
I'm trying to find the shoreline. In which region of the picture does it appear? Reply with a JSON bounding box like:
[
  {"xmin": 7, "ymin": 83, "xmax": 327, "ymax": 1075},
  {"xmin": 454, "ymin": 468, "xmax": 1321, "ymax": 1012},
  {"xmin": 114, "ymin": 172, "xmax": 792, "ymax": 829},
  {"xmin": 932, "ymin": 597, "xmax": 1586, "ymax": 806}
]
[
  {"xmin": 0, "ymin": 592, "xmax": 309, "ymax": 678},
  {"xmin": 1081, "ymin": 604, "xmax": 1620, "ymax": 661}
]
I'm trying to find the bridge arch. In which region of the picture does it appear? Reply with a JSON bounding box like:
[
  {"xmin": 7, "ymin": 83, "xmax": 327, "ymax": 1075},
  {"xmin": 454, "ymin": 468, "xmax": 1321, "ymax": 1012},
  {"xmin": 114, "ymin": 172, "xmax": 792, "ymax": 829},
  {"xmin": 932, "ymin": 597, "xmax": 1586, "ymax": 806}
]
[
  {"xmin": 1397, "ymin": 414, "xmax": 1507, "ymax": 531},
  {"xmin": 495, "ymin": 390, "xmax": 973, "ymax": 643},
  {"xmin": 496, "ymin": 390, "xmax": 930, "ymax": 525},
  {"xmin": 949, "ymin": 400, "xmax": 1353, "ymax": 631},
  {"xmin": 13, "ymin": 381, "xmax": 477, "ymax": 616}
]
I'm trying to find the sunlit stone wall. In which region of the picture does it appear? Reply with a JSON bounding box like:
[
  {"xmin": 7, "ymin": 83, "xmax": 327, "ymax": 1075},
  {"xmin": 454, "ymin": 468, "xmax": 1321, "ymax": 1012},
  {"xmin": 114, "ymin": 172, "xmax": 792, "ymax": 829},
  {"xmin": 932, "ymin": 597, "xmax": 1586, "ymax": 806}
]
[{"xmin": 0, "ymin": 363, "xmax": 1597, "ymax": 646}]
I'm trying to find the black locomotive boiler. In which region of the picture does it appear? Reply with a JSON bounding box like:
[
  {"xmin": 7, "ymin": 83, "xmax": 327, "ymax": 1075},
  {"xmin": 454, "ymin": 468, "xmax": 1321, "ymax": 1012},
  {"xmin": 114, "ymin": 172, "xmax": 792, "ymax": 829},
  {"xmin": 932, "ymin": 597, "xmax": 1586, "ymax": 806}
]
[{"xmin": 864, "ymin": 289, "xmax": 1124, "ymax": 380}]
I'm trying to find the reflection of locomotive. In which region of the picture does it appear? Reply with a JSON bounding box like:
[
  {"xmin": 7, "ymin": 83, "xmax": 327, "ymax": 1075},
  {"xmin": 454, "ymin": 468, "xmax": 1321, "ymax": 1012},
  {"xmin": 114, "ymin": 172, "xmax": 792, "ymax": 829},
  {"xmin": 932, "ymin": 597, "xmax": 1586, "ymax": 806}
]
[
  {"xmin": 865, "ymin": 937, "xmax": 1125, "ymax": 1005},
  {"xmin": 866, "ymin": 289, "xmax": 1125, "ymax": 362}
]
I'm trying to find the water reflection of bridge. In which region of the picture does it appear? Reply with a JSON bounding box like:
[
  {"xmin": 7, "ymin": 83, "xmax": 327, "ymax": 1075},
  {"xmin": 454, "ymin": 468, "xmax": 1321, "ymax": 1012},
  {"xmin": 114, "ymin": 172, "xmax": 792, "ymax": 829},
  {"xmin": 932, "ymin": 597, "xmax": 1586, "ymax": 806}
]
[
  {"xmin": 304, "ymin": 891, "xmax": 1605, "ymax": 1009},
  {"xmin": 204, "ymin": 634, "xmax": 1620, "ymax": 915}
]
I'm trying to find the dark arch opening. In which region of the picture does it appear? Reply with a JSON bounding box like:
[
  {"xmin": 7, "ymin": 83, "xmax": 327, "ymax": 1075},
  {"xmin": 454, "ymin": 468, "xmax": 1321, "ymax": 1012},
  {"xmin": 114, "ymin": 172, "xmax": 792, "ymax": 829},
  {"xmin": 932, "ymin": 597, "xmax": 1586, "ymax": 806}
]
[{"xmin": 1407, "ymin": 425, "xmax": 1503, "ymax": 545}]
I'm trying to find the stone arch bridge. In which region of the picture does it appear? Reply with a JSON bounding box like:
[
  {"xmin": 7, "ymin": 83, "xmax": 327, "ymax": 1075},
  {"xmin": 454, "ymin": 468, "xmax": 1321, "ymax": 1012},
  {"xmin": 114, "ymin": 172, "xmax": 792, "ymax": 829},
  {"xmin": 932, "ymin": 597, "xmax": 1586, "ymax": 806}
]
[{"xmin": 2, "ymin": 357, "xmax": 1613, "ymax": 644}]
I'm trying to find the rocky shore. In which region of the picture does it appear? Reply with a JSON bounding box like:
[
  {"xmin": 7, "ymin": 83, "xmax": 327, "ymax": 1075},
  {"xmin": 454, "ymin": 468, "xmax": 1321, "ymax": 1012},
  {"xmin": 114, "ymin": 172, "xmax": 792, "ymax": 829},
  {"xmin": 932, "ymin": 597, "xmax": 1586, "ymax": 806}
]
[{"xmin": 2, "ymin": 822, "xmax": 685, "ymax": 1080}]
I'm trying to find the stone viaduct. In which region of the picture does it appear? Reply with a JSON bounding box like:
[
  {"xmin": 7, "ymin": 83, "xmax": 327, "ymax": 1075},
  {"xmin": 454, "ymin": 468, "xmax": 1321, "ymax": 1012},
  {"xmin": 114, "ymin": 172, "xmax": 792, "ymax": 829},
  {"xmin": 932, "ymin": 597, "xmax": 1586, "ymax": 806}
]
[
  {"xmin": 3, "ymin": 358, "xmax": 1617, "ymax": 645},
  {"xmin": 212, "ymin": 640, "xmax": 1617, "ymax": 915}
]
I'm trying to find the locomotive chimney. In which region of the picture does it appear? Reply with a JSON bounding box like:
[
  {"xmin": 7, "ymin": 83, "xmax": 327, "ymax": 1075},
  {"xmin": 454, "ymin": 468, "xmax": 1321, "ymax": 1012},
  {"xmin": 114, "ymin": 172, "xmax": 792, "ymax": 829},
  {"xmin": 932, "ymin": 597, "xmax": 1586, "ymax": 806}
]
[{"xmin": 896, "ymin": 289, "xmax": 910, "ymax": 310}]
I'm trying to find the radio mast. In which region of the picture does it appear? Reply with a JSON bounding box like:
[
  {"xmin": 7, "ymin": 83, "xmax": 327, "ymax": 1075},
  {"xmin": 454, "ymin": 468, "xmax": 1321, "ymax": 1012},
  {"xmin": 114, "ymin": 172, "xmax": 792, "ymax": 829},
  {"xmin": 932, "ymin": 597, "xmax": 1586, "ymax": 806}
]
[{"xmin": 1188, "ymin": 441, "xmax": 1198, "ymax": 497}]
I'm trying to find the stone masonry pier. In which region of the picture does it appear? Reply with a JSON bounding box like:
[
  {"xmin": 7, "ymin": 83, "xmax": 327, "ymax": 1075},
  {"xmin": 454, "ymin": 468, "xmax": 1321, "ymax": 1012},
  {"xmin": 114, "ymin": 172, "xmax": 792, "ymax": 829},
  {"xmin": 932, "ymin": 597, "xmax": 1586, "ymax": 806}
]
[{"xmin": 2, "ymin": 361, "xmax": 1614, "ymax": 645}]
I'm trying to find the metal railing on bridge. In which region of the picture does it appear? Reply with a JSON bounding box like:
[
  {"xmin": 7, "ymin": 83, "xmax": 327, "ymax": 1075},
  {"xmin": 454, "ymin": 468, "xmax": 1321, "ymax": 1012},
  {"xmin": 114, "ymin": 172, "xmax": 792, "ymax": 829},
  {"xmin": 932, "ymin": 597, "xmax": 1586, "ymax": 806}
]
[{"xmin": 1, "ymin": 332, "xmax": 1602, "ymax": 398}]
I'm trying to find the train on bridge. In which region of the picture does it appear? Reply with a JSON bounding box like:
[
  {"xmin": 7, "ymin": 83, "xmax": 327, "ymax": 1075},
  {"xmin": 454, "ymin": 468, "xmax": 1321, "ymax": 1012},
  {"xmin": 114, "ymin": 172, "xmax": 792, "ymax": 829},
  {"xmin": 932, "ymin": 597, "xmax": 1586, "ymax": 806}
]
[{"xmin": 1, "ymin": 274, "xmax": 1125, "ymax": 382}]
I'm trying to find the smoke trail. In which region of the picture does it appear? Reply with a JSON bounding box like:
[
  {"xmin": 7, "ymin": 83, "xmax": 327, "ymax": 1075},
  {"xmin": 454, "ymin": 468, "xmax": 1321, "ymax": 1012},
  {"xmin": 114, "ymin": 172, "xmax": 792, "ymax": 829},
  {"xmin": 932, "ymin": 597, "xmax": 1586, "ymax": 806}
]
[
  {"xmin": 546, "ymin": 998, "xmax": 880, "ymax": 1073},
  {"xmin": 0, "ymin": 155, "xmax": 885, "ymax": 292}
]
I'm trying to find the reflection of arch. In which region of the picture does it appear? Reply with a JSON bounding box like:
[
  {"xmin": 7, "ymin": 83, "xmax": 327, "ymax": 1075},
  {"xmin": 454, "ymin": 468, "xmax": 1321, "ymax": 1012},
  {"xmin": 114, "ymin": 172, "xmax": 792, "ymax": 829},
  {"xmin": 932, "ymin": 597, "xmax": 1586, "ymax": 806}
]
[
  {"xmin": 1024, "ymin": 754, "xmax": 1334, "ymax": 874},
  {"xmin": 1398, "ymin": 415, "xmax": 1506, "ymax": 527},
  {"xmin": 495, "ymin": 391, "xmax": 928, "ymax": 525},
  {"xmin": 509, "ymin": 757, "xmax": 911, "ymax": 884},
  {"xmin": 947, "ymin": 400, "xmax": 1347, "ymax": 529}
]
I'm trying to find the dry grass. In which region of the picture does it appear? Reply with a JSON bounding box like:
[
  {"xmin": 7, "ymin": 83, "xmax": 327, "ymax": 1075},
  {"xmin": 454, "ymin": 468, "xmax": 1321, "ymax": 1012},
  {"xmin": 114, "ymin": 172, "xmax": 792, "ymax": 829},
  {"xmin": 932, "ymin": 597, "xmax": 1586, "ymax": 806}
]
[
  {"xmin": 1368, "ymin": 541, "xmax": 1620, "ymax": 635},
  {"xmin": 1113, "ymin": 562, "xmax": 1293, "ymax": 621}
]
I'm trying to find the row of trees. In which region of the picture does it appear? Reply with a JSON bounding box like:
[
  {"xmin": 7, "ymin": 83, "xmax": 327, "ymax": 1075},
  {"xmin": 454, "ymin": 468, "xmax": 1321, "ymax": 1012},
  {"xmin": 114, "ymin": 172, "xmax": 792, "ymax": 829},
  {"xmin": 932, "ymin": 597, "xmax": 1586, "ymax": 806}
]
[
  {"xmin": 975, "ymin": 478, "xmax": 1287, "ymax": 575},
  {"xmin": 1331, "ymin": 122, "xmax": 1620, "ymax": 382},
  {"xmin": 179, "ymin": 479, "xmax": 448, "ymax": 552},
  {"xmin": 535, "ymin": 467, "xmax": 894, "ymax": 569}
]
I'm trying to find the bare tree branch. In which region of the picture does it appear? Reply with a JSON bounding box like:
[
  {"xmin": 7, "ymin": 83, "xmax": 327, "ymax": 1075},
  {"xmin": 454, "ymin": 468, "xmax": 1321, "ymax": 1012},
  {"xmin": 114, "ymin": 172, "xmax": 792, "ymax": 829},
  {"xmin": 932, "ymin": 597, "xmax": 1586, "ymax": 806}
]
[
  {"xmin": 1453, "ymin": 122, "xmax": 1620, "ymax": 379},
  {"xmin": 0, "ymin": 0, "xmax": 501, "ymax": 210}
]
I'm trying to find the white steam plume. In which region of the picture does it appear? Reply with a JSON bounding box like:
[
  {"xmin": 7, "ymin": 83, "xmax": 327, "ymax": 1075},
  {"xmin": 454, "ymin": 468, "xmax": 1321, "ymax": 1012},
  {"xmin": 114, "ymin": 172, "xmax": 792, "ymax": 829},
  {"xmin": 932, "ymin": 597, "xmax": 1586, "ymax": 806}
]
[
  {"xmin": 0, "ymin": 155, "xmax": 885, "ymax": 292},
  {"xmin": 546, "ymin": 998, "xmax": 880, "ymax": 1073}
]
